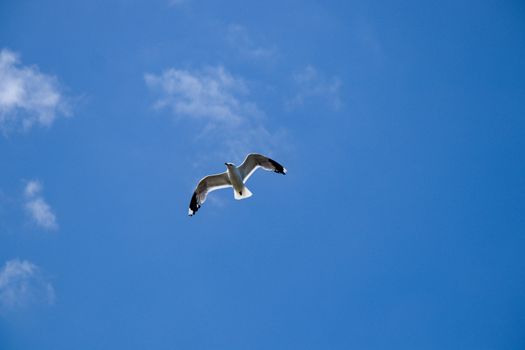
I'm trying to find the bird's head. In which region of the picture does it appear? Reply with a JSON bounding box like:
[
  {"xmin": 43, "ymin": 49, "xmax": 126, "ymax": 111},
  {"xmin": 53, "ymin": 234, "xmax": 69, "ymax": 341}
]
[{"xmin": 224, "ymin": 162, "xmax": 234, "ymax": 168}]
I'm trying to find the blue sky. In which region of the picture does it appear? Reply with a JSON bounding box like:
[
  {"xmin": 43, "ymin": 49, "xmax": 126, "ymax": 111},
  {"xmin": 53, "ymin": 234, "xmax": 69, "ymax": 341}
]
[{"xmin": 1, "ymin": 0, "xmax": 524, "ymax": 349}]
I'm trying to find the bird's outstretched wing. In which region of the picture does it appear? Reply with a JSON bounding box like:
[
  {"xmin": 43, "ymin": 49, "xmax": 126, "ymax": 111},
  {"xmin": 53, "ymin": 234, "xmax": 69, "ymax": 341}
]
[
  {"xmin": 239, "ymin": 153, "xmax": 287, "ymax": 182},
  {"xmin": 188, "ymin": 172, "xmax": 231, "ymax": 216}
]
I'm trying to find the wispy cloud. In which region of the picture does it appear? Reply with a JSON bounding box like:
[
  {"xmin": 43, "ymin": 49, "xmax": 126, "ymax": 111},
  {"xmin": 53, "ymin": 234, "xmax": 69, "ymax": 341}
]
[
  {"xmin": 0, "ymin": 48, "xmax": 69, "ymax": 133},
  {"xmin": 145, "ymin": 66, "xmax": 285, "ymax": 161},
  {"xmin": 0, "ymin": 259, "xmax": 55, "ymax": 310},
  {"xmin": 24, "ymin": 180, "xmax": 58, "ymax": 230},
  {"xmin": 226, "ymin": 24, "xmax": 277, "ymax": 60},
  {"xmin": 287, "ymin": 65, "xmax": 342, "ymax": 111},
  {"xmin": 145, "ymin": 66, "xmax": 254, "ymax": 127}
]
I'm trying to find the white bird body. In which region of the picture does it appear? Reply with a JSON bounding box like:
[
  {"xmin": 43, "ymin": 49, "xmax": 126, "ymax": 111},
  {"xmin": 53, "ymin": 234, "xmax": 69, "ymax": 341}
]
[
  {"xmin": 226, "ymin": 163, "xmax": 253, "ymax": 200},
  {"xmin": 188, "ymin": 153, "xmax": 287, "ymax": 216}
]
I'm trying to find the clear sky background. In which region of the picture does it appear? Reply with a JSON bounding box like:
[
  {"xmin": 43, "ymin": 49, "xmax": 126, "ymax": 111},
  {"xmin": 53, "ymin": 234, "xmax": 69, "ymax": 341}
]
[{"xmin": 1, "ymin": 0, "xmax": 524, "ymax": 349}]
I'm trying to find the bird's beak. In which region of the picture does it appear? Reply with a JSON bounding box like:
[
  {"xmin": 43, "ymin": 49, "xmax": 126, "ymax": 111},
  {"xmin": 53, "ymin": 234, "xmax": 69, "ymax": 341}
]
[{"xmin": 224, "ymin": 163, "xmax": 228, "ymax": 166}]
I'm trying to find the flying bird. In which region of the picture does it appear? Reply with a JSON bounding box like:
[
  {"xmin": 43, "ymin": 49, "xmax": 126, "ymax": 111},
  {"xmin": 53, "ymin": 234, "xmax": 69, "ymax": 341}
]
[{"xmin": 188, "ymin": 153, "xmax": 287, "ymax": 216}]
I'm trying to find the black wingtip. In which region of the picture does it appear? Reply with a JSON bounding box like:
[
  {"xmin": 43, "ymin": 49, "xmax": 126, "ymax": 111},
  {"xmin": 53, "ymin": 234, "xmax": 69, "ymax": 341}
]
[
  {"xmin": 189, "ymin": 192, "xmax": 200, "ymax": 216},
  {"xmin": 268, "ymin": 158, "xmax": 286, "ymax": 175}
]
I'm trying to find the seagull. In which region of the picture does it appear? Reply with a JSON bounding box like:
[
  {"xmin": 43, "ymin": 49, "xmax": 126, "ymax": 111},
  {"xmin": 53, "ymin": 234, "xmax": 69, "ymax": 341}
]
[{"xmin": 188, "ymin": 153, "xmax": 287, "ymax": 216}]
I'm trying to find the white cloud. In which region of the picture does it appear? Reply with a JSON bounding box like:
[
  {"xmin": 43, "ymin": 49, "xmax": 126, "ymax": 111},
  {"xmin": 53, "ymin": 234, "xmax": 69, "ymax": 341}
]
[
  {"xmin": 226, "ymin": 24, "xmax": 277, "ymax": 59},
  {"xmin": 287, "ymin": 65, "xmax": 342, "ymax": 111},
  {"xmin": 0, "ymin": 48, "xmax": 69, "ymax": 133},
  {"xmin": 145, "ymin": 66, "xmax": 285, "ymax": 161},
  {"xmin": 24, "ymin": 180, "xmax": 58, "ymax": 230},
  {"xmin": 145, "ymin": 66, "xmax": 252, "ymax": 126},
  {"xmin": 24, "ymin": 180, "xmax": 42, "ymax": 197},
  {"xmin": 0, "ymin": 259, "xmax": 55, "ymax": 310}
]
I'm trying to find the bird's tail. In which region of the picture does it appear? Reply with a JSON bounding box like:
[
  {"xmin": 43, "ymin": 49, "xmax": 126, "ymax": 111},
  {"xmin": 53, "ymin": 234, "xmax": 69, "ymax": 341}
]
[{"xmin": 234, "ymin": 186, "xmax": 253, "ymax": 200}]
